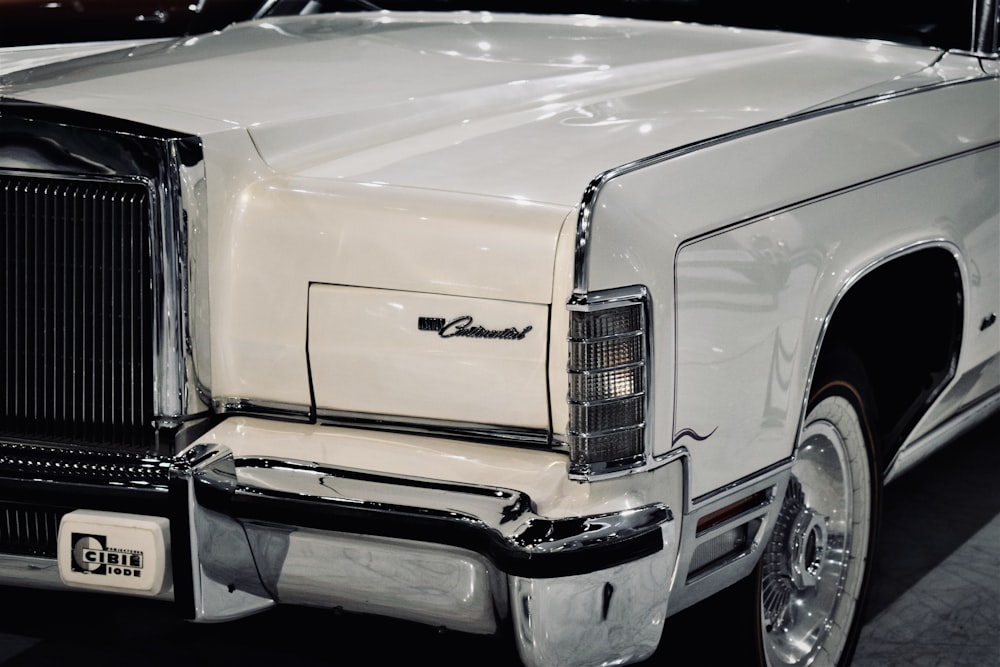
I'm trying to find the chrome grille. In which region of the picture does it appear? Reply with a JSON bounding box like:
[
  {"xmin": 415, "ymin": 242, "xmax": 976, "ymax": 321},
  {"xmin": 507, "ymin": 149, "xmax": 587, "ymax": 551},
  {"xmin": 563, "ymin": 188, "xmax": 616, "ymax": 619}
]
[{"xmin": 1, "ymin": 175, "xmax": 156, "ymax": 448}]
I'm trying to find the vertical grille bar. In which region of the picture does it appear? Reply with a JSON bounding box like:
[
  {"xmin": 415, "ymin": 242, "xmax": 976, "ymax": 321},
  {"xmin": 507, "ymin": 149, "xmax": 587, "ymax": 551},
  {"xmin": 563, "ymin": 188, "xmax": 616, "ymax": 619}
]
[
  {"xmin": 0, "ymin": 175, "xmax": 156, "ymax": 449},
  {"xmin": 0, "ymin": 502, "xmax": 67, "ymax": 558}
]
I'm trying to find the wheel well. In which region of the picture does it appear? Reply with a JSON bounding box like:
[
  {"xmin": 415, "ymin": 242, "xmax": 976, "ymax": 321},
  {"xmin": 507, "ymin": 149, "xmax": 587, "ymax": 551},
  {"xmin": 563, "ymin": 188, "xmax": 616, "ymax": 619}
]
[{"xmin": 814, "ymin": 247, "xmax": 963, "ymax": 467}]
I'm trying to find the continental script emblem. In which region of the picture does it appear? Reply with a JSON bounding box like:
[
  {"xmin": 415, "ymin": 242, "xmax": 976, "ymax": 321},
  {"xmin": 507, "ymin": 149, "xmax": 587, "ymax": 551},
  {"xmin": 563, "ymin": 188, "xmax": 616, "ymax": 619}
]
[{"xmin": 418, "ymin": 316, "xmax": 532, "ymax": 341}]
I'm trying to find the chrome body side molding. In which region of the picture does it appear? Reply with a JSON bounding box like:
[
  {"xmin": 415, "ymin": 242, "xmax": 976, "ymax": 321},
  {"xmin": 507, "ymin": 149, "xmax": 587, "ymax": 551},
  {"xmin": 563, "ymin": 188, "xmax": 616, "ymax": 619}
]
[
  {"xmin": 214, "ymin": 398, "xmax": 554, "ymax": 447},
  {"xmin": 313, "ymin": 409, "xmax": 553, "ymax": 449}
]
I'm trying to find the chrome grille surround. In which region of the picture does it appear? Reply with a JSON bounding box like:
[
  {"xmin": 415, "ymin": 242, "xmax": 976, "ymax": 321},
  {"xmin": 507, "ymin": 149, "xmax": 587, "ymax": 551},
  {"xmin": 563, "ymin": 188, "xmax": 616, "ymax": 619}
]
[{"xmin": 0, "ymin": 100, "xmax": 207, "ymax": 454}]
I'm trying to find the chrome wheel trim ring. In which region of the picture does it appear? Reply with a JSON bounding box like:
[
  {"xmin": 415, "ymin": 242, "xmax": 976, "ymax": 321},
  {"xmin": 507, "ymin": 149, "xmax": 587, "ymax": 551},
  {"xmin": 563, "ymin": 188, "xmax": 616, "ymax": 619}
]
[{"xmin": 761, "ymin": 395, "xmax": 873, "ymax": 667}]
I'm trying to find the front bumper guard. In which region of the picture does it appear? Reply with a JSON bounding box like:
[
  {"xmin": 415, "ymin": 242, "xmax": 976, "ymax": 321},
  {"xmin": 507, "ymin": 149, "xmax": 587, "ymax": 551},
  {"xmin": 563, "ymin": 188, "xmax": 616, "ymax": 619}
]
[{"xmin": 0, "ymin": 440, "xmax": 674, "ymax": 666}]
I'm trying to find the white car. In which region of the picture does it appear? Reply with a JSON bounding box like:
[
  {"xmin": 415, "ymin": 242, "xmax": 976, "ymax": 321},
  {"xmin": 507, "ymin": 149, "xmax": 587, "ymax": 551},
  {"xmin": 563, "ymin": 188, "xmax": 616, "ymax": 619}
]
[{"xmin": 0, "ymin": 3, "xmax": 997, "ymax": 666}]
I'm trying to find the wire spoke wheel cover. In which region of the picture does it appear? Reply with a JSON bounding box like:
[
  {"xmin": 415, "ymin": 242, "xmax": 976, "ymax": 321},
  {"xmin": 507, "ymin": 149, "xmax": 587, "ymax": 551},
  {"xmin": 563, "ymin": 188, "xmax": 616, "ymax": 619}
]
[{"xmin": 759, "ymin": 393, "xmax": 875, "ymax": 666}]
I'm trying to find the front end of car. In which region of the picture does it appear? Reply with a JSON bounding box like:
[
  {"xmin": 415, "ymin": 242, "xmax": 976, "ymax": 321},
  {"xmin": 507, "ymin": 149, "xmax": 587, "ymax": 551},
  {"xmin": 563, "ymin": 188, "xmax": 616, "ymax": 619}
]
[{"xmin": 0, "ymin": 100, "xmax": 681, "ymax": 667}]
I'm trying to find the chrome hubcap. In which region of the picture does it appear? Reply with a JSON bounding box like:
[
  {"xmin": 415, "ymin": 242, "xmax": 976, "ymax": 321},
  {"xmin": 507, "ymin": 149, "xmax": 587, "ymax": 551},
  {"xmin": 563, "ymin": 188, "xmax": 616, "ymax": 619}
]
[
  {"xmin": 789, "ymin": 507, "xmax": 829, "ymax": 589},
  {"xmin": 760, "ymin": 416, "xmax": 858, "ymax": 666}
]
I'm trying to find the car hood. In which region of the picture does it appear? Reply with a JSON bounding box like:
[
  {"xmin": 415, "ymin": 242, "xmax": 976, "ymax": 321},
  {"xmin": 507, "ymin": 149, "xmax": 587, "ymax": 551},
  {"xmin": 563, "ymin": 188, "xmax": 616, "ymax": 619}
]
[
  {"xmin": 0, "ymin": 40, "xmax": 166, "ymax": 76},
  {"xmin": 3, "ymin": 11, "xmax": 938, "ymax": 205}
]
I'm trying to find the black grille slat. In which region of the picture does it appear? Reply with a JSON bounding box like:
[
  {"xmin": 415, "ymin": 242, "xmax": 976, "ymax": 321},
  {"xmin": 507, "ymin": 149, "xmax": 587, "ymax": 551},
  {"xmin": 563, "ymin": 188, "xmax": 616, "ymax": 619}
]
[
  {"xmin": 1, "ymin": 176, "xmax": 156, "ymax": 448},
  {"xmin": 0, "ymin": 503, "xmax": 66, "ymax": 558}
]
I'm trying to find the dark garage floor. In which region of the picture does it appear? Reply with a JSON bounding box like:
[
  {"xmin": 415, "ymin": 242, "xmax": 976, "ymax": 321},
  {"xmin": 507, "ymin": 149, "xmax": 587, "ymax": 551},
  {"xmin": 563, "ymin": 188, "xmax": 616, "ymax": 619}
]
[{"xmin": 0, "ymin": 413, "xmax": 996, "ymax": 666}]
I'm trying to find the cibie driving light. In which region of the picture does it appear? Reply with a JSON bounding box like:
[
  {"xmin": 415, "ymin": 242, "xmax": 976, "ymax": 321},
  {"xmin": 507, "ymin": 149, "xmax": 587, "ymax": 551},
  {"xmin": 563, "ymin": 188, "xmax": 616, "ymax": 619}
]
[{"xmin": 567, "ymin": 288, "xmax": 649, "ymax": 477}]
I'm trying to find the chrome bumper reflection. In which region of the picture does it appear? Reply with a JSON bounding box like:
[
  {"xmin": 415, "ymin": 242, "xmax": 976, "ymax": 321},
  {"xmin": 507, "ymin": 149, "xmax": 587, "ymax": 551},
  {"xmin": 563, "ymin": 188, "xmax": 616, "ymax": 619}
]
[
  {"xmin": 224, "ymin": 452, "xmax": 670, "ymax": 578},
  {"xmin": 180, "ymin": 442, "xmax": 671, "ymax": 626},
  {"xmin": 0, "ymin": 441, "xmax": 674, "ymax": 659}
]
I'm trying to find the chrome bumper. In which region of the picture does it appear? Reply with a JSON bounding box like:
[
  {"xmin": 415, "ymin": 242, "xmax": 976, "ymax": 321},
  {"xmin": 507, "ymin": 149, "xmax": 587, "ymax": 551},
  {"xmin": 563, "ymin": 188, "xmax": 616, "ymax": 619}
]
[{"xmin": 0, "ymin": 439, "xmax": 675, "ymax": 667}]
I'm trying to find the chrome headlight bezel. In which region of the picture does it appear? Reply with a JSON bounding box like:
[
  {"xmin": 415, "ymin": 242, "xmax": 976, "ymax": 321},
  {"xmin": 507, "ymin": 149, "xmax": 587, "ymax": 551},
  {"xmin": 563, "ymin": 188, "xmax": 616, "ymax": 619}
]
[{"xmin": 566, "ymin": 286, "xmax": 651, "ymax": 479}]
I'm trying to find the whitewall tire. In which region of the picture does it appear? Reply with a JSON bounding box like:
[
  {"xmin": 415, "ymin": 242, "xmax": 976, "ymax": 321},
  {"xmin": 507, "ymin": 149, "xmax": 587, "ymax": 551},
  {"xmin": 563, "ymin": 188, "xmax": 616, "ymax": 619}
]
[{"xmin": 756, "ymin": 377, "xmax": 880, "ymax": 667}]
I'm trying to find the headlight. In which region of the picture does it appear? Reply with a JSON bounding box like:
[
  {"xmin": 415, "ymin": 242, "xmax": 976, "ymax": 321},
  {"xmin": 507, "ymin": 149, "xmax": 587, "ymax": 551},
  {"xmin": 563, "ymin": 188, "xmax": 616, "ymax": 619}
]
[{"xmin": 567, "ymin": 288, "xmax": 650, "ymax": 477}]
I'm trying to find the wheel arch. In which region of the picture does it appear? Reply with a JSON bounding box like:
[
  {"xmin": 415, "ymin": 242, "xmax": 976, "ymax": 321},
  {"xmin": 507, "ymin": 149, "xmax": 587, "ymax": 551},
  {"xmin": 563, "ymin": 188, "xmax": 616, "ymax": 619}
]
[{"xmin": 807, "ymin": 241, "xmax": 965, "ymax": 474}]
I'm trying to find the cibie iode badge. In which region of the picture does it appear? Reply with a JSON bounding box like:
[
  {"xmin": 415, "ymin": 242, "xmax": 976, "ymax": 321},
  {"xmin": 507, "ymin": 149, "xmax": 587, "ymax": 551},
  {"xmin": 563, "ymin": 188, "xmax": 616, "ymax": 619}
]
[{"xmin": 57, "ymin": 510, "xmax": 170, "ymax": 596}]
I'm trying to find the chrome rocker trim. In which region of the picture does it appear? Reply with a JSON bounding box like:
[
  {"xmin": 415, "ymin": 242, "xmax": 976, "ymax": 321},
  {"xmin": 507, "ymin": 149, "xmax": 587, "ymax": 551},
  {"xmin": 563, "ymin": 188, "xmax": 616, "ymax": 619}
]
[{"xmin": 885, "ymin": 388, "xmax": 1000, "ymax": 483}]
